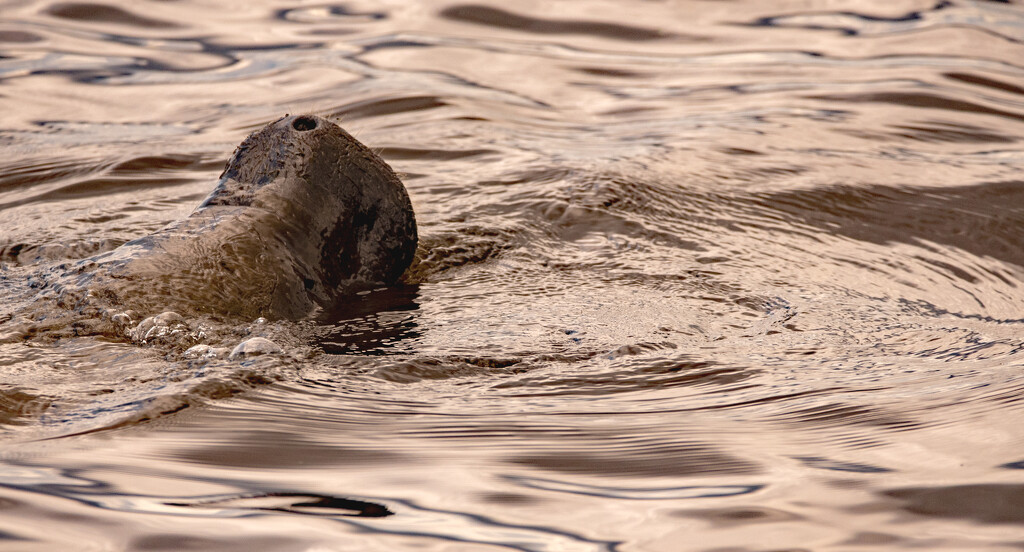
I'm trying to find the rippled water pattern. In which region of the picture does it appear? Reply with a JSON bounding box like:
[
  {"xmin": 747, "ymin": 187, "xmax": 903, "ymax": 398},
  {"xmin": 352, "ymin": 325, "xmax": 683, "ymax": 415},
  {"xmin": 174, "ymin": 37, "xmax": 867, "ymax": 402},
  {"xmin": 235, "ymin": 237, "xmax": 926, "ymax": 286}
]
[{"xmin": 2, "ymin": 0, "xmax": 1024, "ymax": 550}]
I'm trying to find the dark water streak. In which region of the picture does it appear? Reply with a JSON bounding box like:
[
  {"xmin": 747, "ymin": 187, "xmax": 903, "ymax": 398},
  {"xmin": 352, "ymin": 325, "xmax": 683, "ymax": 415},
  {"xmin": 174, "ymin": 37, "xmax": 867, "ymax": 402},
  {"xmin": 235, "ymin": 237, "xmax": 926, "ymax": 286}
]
[{"xmin": 1, "ymin": 0, "xmax": 1024, "ymax": 550}]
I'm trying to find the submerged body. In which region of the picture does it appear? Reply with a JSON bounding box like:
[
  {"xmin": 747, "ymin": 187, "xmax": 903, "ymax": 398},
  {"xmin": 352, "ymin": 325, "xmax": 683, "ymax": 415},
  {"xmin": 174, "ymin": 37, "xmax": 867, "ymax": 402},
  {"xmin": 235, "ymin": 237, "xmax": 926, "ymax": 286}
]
[{"xmin": 60, "ymin": 114, "xmax": 418, "ymax": 321}]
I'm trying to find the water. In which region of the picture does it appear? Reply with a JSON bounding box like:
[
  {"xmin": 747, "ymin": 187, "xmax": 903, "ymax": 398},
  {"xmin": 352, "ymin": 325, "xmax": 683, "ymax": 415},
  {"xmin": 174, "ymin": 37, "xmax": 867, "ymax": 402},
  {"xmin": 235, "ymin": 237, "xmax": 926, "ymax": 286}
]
[{"xmin": 1, "ymin": 0, "xmax": 1024, "ymax": 549}]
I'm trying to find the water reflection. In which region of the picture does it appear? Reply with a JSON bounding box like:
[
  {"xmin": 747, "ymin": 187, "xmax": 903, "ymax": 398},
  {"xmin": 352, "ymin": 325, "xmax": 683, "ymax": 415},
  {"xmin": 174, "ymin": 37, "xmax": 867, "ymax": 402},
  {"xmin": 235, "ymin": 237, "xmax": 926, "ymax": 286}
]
[
  {"xmin": 1, "ymin": 0, "xmax": 1024, "ymax": 550},
  {"xmin": 315, "ymin": 284, "xmax": 420, "ymax": 354}
]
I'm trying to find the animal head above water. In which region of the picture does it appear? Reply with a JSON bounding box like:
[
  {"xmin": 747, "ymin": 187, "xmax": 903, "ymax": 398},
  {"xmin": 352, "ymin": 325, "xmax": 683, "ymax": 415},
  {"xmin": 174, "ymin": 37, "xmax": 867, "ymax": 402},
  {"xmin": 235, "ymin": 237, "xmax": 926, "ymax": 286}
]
[
  {"xmin": 205, "ymin": 114, "xmax": 406, "ymax": 214},
  {"xmin": 92, "ymin": 114, "xmax": 418, "ymax": 321}
]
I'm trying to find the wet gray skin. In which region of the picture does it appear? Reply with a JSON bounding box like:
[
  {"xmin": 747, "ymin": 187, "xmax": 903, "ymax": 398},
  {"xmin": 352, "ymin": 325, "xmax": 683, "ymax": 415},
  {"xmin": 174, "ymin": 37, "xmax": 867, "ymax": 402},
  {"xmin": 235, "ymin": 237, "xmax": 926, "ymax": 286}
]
[{"xmin": 58, "ymin": 114, "xmax": 418, "ymax": 321}]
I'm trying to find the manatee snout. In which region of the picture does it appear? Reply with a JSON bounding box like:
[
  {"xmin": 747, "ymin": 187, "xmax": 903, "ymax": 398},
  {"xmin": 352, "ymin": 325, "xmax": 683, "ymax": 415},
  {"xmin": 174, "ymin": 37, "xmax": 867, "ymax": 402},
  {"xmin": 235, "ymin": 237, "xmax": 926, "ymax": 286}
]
[{"xmin": 81, "ymin": 114, "xmax": 418, "ymax": 320}]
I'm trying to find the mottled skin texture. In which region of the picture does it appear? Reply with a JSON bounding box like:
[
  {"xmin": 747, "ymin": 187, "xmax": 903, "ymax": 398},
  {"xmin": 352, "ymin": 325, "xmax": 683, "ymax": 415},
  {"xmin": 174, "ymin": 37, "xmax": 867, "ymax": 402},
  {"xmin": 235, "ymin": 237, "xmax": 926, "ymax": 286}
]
[{"xmin": 69, "ymin": 114, "xmax": 418, "ymax": 321}]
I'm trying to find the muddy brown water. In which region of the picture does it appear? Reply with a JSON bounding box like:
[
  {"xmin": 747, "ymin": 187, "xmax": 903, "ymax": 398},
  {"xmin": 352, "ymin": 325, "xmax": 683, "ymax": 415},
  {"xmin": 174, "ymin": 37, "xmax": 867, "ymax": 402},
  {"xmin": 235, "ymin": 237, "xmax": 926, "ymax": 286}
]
[{"xmin": 1, "ymin": 0, "xmax": 1024, "ymax": 550}]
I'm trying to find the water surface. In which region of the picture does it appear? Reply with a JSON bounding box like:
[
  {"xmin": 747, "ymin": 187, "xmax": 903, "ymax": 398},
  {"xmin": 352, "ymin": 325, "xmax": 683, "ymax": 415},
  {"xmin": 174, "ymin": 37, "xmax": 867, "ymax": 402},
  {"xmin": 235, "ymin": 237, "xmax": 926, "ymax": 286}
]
[{"xmin": 2, "ymin": 0, "xmax": 1024, "ymax": 550}]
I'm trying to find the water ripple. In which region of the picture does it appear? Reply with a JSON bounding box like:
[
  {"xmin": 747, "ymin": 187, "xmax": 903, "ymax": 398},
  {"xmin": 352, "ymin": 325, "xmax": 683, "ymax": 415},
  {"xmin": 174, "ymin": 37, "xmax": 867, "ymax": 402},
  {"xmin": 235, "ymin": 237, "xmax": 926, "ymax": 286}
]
[{"xmin": 2, "ymin": 0, "xmax": 1024, "ymax": 550}]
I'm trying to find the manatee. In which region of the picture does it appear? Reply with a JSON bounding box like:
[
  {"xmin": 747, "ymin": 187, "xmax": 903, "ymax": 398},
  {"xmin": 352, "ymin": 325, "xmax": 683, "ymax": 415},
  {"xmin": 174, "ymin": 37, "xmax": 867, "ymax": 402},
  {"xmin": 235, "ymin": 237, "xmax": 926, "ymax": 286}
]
[{"xmin": 50, "ymin": 114, "xmax": 418, "ymax": 322}]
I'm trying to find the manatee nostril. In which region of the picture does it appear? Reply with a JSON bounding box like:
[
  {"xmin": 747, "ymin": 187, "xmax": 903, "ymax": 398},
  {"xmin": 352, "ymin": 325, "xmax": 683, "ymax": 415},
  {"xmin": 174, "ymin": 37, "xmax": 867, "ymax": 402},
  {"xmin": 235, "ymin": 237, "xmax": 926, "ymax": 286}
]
[{"xmin": 292, "ymin": 116, "xmax": 317, "ymax": 131}]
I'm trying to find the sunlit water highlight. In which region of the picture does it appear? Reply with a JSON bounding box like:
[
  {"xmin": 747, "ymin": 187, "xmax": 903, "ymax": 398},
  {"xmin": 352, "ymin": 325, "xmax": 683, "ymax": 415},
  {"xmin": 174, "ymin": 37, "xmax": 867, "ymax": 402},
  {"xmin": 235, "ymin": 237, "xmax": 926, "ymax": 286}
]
[{"xmin": 1, "ymin": 0, "xmax": 1024, "ymax": 550}]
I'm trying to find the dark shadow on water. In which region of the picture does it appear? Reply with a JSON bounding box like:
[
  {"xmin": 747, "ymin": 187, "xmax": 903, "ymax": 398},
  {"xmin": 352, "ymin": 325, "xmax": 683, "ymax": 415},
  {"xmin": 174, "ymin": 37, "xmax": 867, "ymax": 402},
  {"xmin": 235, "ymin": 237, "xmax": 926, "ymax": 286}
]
[
  {"xmin": 945, "ymin": 72, "xmax": 1024, "ymax": 97},
  {"xmin": 511, "ymin": 440, "xmax": 761, "ymax": 478},
  {"xmin": 172, "ymin": 430, "xmax": 404, "ymax": 469},
  {"xmin": 752, "ymin": 180, "xmax": 1024, "ymax": 268},
  {"xmin": 169, "ymin": 492, "xmax": 394, "ymax": 518},
  {"xmin": 315, "ymin": 284, "xmax": 421, "ymax": 355},
  {"xmin": 328, "ymin": 96, "xmax": 448, "ymax": 120},
  {"xmin": 793, "ymin": 455, "xmax": 893, "ymax": 474},
  {"xmin": 810, "ymin": 92, "xmax": 1024, "ymax": 124},
  {"xmin": 44, "ymin": 2, "xmax": 180, "ymax": 28},
  {"xmin": 439, "ymin": 5, "xmax": 684, "ymax": 41},
  {"xmin": 883, "ymin": 484, "xmax": 1024, "ymax": 524}
]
